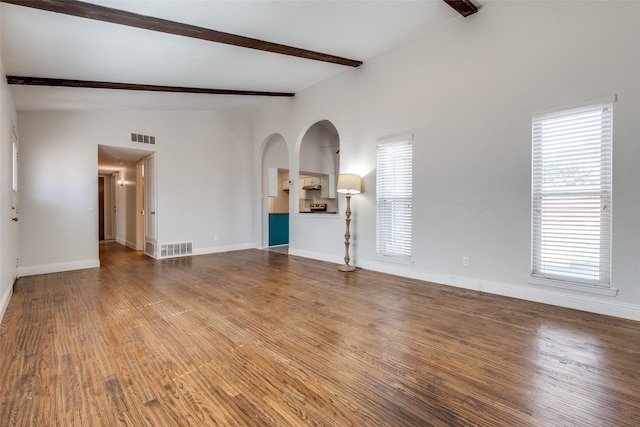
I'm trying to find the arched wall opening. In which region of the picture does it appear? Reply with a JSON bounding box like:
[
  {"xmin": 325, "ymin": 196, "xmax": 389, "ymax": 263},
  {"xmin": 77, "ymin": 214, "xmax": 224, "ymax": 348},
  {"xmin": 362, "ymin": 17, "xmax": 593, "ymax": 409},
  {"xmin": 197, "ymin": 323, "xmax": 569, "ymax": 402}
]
[
  {"xmin": 260, "ymin": 133, "xmax": 289, "ymax": 250},
  {"xmin": 296, "ymin": 120, "xmax": 340, "ymax": 215}
]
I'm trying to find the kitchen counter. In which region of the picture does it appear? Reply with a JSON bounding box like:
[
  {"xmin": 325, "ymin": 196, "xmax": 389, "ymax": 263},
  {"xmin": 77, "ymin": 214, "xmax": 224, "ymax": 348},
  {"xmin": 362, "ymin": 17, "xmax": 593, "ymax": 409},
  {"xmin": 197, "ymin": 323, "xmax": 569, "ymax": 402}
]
[{"xmin": 300, "ymin": 211, "xmax": 337, "ymax": 214}]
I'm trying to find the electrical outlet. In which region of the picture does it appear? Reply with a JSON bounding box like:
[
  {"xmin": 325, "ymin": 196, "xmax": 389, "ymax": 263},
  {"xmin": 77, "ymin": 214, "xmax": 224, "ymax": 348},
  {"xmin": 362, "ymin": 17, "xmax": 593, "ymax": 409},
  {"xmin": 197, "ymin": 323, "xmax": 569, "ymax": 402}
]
[
  {"xmin": 463, "ymin": 256, "xmax": 470, "ymax": 267},
  {"xmin": 215, "ymin": 234, "xmax": 219, "ymax": 241}
]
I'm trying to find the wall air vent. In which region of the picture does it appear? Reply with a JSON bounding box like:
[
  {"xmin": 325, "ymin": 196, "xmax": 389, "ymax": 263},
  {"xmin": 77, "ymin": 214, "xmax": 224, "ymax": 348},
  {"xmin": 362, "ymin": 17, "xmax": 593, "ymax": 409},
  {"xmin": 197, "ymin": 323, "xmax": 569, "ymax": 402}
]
[
  {"xmin": 160, "ymin": 241, "xmax": 193, "ymax": 258},
  {"xmin": 145, "ymin": 241, "xmax": 155, "ymax": 258},
  {"xmin": 131, "ymin": 133, "xmax": 156, "ymax": 145}
]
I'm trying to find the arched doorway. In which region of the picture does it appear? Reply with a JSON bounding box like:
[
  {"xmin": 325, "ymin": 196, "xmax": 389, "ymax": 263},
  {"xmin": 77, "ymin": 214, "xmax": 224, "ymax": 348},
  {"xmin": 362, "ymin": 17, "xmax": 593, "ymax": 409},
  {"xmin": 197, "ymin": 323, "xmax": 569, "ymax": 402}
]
[
  {"xmin": 261, "ymin": 133, "xmax": 289, "ymax": 250},
  {"xmin": 297, "ymin": 120, "xmax": 340, "ymax": 215}
]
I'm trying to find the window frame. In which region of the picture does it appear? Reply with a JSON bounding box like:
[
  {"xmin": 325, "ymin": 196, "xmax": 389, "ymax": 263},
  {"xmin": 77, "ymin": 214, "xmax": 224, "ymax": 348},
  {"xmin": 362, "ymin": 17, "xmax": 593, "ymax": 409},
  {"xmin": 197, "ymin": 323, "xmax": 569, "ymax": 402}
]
[
  {"xmin": 376, "ymin": 135, "xmax": 414, "ymax": 263},
  {"xmin": 530, "ymin": 96, "xmax": 615, "ymax": 289}
]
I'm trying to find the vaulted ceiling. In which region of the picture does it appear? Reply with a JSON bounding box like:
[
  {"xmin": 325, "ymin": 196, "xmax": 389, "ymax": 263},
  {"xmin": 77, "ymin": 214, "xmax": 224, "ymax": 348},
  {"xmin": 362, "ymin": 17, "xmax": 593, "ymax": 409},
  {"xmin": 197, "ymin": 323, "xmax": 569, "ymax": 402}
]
[{"xmin": 1, "ymin": 0, "xmax": 479, "ymax": 111}]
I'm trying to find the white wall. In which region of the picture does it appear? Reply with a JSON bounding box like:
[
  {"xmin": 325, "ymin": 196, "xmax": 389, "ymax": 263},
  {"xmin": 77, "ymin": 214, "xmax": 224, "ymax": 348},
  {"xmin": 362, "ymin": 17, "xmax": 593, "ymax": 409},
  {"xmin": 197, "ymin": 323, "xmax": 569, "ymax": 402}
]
[
  {"xmin": 8, "ymin": 1, "xmax": 640, "ymax": 321},
  {"xmin": 299, "ymin": 123, "xmax": 337, "ymax": 175},
  {"xmin": 251, "ymin": 1, "xmax": 640, "ymax": 320},
  {"xmin": 0, "ymin": 41, "xmax": 18, "ymax": 322},
  {"xmin": 17, "ymin": 110, "xmax": 255, "ymax": 275}
]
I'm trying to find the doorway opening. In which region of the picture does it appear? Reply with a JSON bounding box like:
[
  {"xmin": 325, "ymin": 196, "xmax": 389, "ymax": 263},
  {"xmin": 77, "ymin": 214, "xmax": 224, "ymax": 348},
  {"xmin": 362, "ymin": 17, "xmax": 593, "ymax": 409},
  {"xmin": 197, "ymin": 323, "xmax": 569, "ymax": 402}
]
[
  {"xmin": 298, "ymin": 120, "xmax": 340, "ymax": 215},
  {"xmin": 268, "ymin": 168, "xmax": 290, "ymax": 247},
  {"xmin": 97, "ymin": 145, "xmax": 155, "ymax": 257},
  {"xmin": 261, "ymin": 134, "xmax": 289, "ymax": 251}
]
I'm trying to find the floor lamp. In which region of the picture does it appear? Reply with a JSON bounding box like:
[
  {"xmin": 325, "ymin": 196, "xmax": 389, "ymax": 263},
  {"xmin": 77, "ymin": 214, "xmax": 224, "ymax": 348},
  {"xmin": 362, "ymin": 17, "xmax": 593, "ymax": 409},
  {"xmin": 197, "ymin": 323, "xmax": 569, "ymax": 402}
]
[{"xmin": 337, "ymin": 173, "xmax": 362, "ymax": 272}]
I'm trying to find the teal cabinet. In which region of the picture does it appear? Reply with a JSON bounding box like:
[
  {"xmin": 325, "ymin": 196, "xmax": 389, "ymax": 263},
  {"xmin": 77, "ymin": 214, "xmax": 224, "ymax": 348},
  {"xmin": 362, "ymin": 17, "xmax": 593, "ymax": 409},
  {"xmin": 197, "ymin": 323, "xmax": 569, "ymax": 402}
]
[{"xmin": 269, "ymin": 214, "xmax": 289, "ymax": 246}]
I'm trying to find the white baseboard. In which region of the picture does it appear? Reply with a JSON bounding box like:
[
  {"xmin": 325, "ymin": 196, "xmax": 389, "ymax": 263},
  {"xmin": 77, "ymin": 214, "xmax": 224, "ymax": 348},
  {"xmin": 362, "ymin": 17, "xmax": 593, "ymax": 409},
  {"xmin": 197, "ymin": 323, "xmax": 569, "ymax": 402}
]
[
  {"xmin": 288, "ymin": 248, "xmax": 343, "ymax": 265},
  {"xmin": 17, "ymin": 259, "xmax": 100, "ymax": 277},
  {"xmin": 480, "ymin": 279, "xmax": 640, "ymax": 321},
  {"xmin": 193, "ymin": 243, "xmax": 256, "ymax": 256},
  {"xmin": 0, "ymin": 284, "xmax": 13, "ymax": 325},
  {"xmin": 350, "ymin": 258, "xmax": 640, "ymax": 322},
  {"xmin": 116, "ymin": 238, "xmax": 137, "ymax": 250},
  {"xmin": 358, "ymin": 259, "xmax": 482, "ymax": 291}
]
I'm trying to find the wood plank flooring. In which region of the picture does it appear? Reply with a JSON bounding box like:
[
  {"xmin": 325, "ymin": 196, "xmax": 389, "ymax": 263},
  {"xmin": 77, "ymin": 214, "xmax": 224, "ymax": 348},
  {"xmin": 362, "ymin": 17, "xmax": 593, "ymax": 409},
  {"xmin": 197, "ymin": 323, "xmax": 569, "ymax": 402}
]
[{"xmin": 1, "ymin": 242, "xmax": 639, "ymax": 425}]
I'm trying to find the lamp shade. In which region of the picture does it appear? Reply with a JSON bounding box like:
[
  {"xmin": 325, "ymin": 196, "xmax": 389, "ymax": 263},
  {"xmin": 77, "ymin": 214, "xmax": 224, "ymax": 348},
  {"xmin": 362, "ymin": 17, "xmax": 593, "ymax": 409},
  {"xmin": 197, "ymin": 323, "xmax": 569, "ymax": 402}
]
[{"xmin": 337, "ymin": 173, "xmax": 362, "ymax": 194}]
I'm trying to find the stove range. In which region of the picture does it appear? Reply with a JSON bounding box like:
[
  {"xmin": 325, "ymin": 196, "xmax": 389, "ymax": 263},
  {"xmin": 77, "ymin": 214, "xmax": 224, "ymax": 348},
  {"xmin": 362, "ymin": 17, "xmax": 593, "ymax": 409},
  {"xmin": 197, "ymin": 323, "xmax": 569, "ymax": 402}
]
[{"xmin": 309, "ymin": 203, "xmax": 327, "ymax": 212}]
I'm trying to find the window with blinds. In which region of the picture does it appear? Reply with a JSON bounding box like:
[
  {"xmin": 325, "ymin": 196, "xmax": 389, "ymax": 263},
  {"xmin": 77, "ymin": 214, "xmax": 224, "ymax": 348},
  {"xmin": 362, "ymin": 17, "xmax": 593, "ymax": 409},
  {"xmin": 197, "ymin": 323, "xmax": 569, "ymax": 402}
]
[
  {"xmin": 531, "ymin": 99, "xmax": 613, "ymax": 287},
  {"xmin": 376, "ymin": 139, "xmax": 413, "ymax": 260}
]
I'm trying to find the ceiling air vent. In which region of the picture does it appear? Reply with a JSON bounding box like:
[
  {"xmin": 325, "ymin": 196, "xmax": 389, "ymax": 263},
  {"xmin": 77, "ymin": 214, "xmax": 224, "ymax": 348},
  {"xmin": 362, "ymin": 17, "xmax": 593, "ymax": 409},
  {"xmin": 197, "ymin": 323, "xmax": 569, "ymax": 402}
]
[{"xmin": 131, "ymin": 133, "xmax": 156, "ymax": 145}]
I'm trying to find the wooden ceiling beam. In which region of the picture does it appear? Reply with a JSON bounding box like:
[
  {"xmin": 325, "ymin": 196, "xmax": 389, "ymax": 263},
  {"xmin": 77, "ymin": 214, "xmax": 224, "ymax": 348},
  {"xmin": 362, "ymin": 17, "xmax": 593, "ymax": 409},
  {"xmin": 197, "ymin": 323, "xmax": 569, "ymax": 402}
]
[
  {"xmin": 6, "ymin": 76, "xmax": 296, "ymax": 97},
  {"xmin": 2, "ymin": 0, "xmax": 363, "ymax": 67},
  {"xmin": 443, "ymin": 0, "xmax": 478, "ymax": 17}
]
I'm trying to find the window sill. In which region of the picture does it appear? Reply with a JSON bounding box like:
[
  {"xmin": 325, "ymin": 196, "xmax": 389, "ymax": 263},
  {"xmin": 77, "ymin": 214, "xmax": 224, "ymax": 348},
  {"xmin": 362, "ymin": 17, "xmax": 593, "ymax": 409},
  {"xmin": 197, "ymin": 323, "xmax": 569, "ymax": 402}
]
[{"xmin": 527, "ymin": 277, "xmax": 618, "ymax": 297}]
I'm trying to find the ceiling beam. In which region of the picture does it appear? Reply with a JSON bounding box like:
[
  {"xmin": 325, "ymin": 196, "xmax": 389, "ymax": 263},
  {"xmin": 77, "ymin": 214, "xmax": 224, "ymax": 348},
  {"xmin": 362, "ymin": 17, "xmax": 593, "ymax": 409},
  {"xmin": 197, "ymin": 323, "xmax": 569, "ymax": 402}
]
[
  {"xmin": 443, "ymin": 0, "xmax": 478, "ymax": 17},
  {"xmin": 6, "ymin": 76, "xmax": 296, "ymax": 97},
  {"xmin": 2, "ymin": 0, "xmax": 363, "ymax": 68}
]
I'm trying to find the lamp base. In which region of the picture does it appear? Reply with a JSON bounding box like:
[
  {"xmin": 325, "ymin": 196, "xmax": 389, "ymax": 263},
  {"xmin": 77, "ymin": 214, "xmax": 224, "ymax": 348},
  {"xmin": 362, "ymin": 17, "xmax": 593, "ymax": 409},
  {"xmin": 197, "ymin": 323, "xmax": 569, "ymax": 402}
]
[{"xmin": 338, "ymin": 264, "xmax": 357, "ymax": 272}]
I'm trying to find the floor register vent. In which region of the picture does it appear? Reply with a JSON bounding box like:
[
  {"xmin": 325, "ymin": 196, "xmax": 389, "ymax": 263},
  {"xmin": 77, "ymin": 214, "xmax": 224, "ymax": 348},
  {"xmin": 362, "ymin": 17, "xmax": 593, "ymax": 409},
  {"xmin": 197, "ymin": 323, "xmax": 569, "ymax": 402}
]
[{"xmin": 160, "ymin": 241, "xmax": 193, "ymax": 258}]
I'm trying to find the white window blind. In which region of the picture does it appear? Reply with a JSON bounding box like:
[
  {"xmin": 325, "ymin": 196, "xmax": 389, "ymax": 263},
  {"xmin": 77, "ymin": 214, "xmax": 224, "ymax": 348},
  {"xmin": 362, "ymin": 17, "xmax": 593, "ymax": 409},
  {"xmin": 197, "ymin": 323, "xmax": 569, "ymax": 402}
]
[
  {"xmin": 531, "ymin": 100, "xmax": 613, "ymax": 286},
  {"xmin": 376, "ymin": 140, "xmax": 413, "ymax": 260}
]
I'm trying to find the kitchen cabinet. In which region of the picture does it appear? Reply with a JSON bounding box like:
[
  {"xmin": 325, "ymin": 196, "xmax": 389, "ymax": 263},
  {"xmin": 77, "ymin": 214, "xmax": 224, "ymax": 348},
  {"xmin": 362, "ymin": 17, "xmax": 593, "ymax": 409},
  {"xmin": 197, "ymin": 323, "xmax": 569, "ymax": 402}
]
[
  {"xmin": 303, "ymin": 176, "xmax": 320, "ymax": 187},
  {"xmin": 298, "ymin": 174, "xmax": 337, "ymax": 200},
  {"xmin": 299, "ymin": 180, "xmax": 305, "ymax": 199},
  {"xmin": 267, "ymin": 168, "xmax": 278, "ymax": 197},
  {"xmin": 320, "ymin": 175, "xmax": 336, "ymax": 199},
  {"xmin": 268, "ymin": 214, "xmax": 289, "ymax": 246}
]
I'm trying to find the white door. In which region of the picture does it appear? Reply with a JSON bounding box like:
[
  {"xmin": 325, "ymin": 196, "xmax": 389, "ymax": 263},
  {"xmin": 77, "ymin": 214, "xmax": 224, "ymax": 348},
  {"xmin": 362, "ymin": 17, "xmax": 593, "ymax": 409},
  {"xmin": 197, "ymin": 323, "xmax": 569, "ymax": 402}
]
[{"xmin": 144, "ymin": 154, "xmax": 157, "ymax": 258}]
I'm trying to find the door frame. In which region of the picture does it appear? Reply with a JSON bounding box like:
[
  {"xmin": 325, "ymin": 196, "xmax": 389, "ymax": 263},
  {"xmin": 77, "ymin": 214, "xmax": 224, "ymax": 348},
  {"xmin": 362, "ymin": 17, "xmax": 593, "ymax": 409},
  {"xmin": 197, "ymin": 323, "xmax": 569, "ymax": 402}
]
[
  {"xmin": 143, "ymin": 153, "xmax": 157, "ymax": 258},
  {"xmin": 11, "ymin": 122, "xmax": 19, "ymax": 276},
  {"xmin": 136, "ymin": 161, "xmax": 145, "ymax": 251},
  {"xmin": 97, "ymin": 144, "xmax": 155, "ymax": 254}
]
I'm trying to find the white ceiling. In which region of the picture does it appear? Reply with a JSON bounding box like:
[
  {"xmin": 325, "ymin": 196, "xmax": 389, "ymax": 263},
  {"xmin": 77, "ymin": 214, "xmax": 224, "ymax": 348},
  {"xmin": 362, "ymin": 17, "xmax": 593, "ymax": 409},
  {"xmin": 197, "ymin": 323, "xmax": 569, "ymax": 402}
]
[{"xmin": 1, "ymin": 0, "xmax": 471, "ymax": 112}]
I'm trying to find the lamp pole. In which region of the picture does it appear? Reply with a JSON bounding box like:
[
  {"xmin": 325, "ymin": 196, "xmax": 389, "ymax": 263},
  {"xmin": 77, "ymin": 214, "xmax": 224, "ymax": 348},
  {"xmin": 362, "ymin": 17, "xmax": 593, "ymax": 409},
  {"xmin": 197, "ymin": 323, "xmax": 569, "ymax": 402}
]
[
  {"xmin": 337, "ymin": 173, "xmax": 361, "ymax": 272},
  {"xmin": 339, "ymin": 191, "xmax": 356, "ymax": 272}
]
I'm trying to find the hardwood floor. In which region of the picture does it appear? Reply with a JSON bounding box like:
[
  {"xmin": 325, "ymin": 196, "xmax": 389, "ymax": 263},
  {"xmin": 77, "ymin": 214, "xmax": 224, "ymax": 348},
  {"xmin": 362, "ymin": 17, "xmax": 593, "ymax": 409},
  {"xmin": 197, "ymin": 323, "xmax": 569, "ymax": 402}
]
[{"xmin": 1, "ymin": 242, "xmax": 639, "ymax": 426}]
